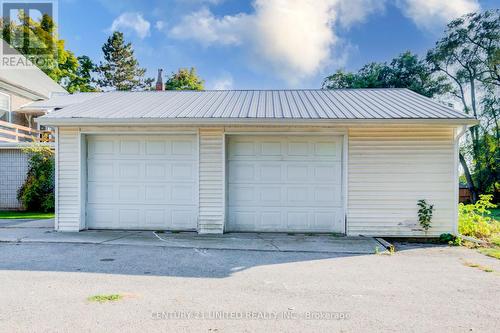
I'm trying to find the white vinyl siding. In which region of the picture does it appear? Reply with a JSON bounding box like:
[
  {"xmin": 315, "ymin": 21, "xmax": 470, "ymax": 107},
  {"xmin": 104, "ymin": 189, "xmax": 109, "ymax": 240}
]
[
  {"xmin": 56, "ymin": 127, "xmax": 82, "ymax": 231},
  {"xmin": 347, "ymin": 126, "xmax": 455, "ymax": 236},
  {"xmin": 226, "ymin": 135, "xmax": 344, "ymax": 233},
  {"xmin": 198, "ymin": 128, "xmax": 225, "ymax": 233},
  {"xmin": 53, "ymin": 124, "xmax": 458, "ymax": 236}
]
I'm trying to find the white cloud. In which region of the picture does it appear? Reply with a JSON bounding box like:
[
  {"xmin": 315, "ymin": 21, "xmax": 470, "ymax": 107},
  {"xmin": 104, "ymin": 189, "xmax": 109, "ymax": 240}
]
[
  {"xmin": 397, "ymin": 0, "xmax": 480, "ymax": 30},
  {"xmin": 212, "ymin": 73, "xmax": 234, "ymax": 90},
  {"xmin": 155, "ymin": 20, "xmax": 166, "ymax": 32},
  {"xmin": 169, "ymin": 0, "xmax": 383, "ymax": 85},
  {"xmin": 336, "ymin": 0, "xmax": 386, "ymax": 28},
  {"xmin": 110, "ymin": 12, "xmax": 151, "ymax": 39},
  {"xmin": 169, "ymin": 7, "xmax": 248, "ymax": 46}
]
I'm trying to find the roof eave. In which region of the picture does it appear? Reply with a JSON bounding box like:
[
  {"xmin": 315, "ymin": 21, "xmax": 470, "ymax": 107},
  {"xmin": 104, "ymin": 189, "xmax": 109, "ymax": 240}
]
[{"xmin": 36, "ymin": 117, "xmax": 479, "ymax": 127}]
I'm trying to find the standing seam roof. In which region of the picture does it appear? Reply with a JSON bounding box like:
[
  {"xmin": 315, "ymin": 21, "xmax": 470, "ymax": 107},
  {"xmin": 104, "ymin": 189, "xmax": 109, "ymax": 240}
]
[{"xmin": 36, "ymin": 89, "xmax": 474, "ymax": 121}]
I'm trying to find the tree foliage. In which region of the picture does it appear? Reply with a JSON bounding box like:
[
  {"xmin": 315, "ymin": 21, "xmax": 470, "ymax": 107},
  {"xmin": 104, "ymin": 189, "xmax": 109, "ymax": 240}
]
[
  {"xmin": 1, "ymin": 12, "xmax": 94, "ymax": 93},
  {"xmin": 17, "ymin": 145, "xmax": 55, "ymax": 213},
  {"xmin": 427, "ymin": 9, "xmax": 500, "ymax": 202},
  {"xmin": 165, "ymin": 67, "xmax": 204, "ymax": 91},
  {"xmin": 322, "ymin": 51, "xmax": 451, "ymax": 97},
  {"xmin": 96, "ymin": 31, "xmax": 152, "ymax": 91}
]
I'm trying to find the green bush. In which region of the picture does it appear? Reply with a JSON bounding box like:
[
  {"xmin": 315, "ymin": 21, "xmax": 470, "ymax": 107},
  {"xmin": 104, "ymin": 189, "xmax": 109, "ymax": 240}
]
[
  {"xmin": 17, "ymin": 145, "xmax": 55, "ymax": 212},
  {"xmin": 417, "ymin": 199, "xmax": 434, "ymax": 231},
  {"xmin": 458, "ymin": 195, "xmax": 500, "ymax": 240},
  {"xmin": 439, "ymin": 233, "xmax": 462, "ymax": 246}
]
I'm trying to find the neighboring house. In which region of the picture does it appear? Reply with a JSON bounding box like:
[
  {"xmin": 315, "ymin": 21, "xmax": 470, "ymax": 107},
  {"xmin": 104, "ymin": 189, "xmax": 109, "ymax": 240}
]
[
  {"xmin": 35, "ymin": 89, "xmax": 477, "ymax": 236},
  {"xmin": 0, "ymin": 44, "xmax": 66, "ymax": 209},
  {"xmin": 0, "ymin": 41, "xmax": 66, "ymax": 131}
]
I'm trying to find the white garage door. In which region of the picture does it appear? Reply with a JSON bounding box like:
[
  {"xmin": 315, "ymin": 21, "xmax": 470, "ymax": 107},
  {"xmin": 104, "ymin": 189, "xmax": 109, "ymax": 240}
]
[
  {"xmin": 86, "ymin": 135, "xmax": 197, "ymax": 230},
  {"xmin": 227, "ymin": 135, "xmax": 344, "ymax": 233}
]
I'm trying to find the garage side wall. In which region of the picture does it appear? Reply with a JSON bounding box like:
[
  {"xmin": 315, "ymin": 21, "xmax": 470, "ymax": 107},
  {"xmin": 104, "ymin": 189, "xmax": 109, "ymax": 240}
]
[
  {"xmin": 198, "ymin": 128, "xmax": 225, "ymax": 234},
  {"xmin": 56, "ymin": 127, "xmax": 82, "ymax": 231},
  {"xmin": 347, "ymin": 126, "xmax": 455, "ymax": 236}
]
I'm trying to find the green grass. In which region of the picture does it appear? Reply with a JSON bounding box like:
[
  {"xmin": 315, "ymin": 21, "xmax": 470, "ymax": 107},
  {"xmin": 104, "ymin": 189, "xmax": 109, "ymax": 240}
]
[
  {"xmin": 479, "ymin": 247, "xmax": 500, "ymax": 260},
  {"xmin": 87, "ymin": 294, "xmax": 123, "ymax": 303},
  {"xmin": 463, "ymin": 261, "xmax": 495, "ymax": 272},
  {"xmin": 0, "ymin": 211, "xmax": 54, "ymax": 219}
]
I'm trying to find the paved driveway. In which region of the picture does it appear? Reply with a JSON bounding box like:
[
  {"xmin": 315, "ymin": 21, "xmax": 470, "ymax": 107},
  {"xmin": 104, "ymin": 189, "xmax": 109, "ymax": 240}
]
[
  {"xmin": 0, "ymin": 219, "xmax": 383, "ymax": 254},
  {"xmin": 0, "ymin": 241, "xmax": 499, "ymax": 332}
]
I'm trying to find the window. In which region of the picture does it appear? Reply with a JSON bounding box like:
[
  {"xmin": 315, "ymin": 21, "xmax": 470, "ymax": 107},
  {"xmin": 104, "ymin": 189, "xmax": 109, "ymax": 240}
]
[{"xmin": 0, "ymin": 92, "xmax": 11, "ymax": 122}]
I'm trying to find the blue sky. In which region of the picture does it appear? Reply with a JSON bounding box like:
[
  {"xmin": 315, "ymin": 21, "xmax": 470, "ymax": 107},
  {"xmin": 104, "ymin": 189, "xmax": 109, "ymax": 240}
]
[{"xmin": 57, "ymin": 0, "xmax": 497, "ymax": 89}]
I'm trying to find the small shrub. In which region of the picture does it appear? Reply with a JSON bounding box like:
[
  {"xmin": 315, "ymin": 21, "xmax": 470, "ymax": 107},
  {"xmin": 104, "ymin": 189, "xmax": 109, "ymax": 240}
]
[
  {"xmin": 417, "ymin": 199, "xmax": 434, "ymax": 231},
  {"xmin": 17, "ymin": 145, "xmax": 55, "ymax": 212},
  {"xmin": 459, "ymin": 195, "xmax": 499, "ymax": 240},
  {"xmin": 439, "ymin": 233, "xmax": 462, "ymax": 246},
  {"xmin": 439, "ymin": 233, "xmax": 454, "ymax": 243}
]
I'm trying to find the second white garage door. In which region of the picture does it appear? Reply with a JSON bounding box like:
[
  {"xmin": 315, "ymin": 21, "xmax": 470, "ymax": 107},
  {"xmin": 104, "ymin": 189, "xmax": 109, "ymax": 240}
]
[
  {"xmin": 227, "ymin": 135, "xmax": 344, "ymax": 233},
  {"xmin": 86, "ymin": 135, "xmax": 197, "ymax": 230}
]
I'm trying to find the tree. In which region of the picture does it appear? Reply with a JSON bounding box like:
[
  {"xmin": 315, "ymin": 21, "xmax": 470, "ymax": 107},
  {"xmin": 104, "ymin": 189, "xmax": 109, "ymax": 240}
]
[
  {"xmin": 323, "ymin": 52, "xmax": 450, "ymax": 98},
  {"xmin": 1, "ymin": 12, "xmax": 92, "ymax": 93},
  {"xmin": 17, "ymin": 145, "xmax": 55, "ymax": 212},
  {"xmin": 427, "ymin": 9, "xmax": 500, "ymax": 202},
  {"xmin": 65, "ymin": 56, "xmax": 98, "ymax": 93},
  {"xmin": 96, "ymin": 31, "xmax": 151, "ymax": 91},
  {"xmin": 165, "ymin": 67, "xmax": 204, "ymax": 90}
]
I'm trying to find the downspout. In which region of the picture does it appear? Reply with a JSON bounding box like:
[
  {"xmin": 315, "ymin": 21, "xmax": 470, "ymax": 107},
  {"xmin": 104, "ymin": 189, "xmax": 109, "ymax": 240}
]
[{"xmin": 454, "ymin": 125, "xmax": 468, "ymax": 235}]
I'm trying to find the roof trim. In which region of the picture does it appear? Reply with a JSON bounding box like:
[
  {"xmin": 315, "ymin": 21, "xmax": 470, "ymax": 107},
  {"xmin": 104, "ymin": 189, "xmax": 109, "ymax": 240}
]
[
  {"xmin": 36, "ymin": 117, "xmax": 479, "ymax": 126},
  {"xmin": 0, "ymin": 80, "xmax": 45, "ymax": 100}
]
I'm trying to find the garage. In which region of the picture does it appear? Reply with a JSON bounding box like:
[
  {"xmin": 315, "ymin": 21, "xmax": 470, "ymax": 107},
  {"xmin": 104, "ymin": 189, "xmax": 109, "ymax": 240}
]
[
  {"xmin": 86, "ymin": 134, "xmax": 197, "ymax": 230},
  {"xmin": 226, "ymin": 135, "xmax": 344, "ymax": 233}
]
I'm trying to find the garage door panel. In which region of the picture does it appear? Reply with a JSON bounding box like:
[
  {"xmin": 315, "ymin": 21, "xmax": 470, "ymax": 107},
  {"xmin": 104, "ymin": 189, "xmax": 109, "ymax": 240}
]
[
  {"xmin": 228, "ymin": 162, "xmax": 255, "ymax": 181},
  {"xmin": 145, "ymin": 163, "xmax": 168, "ymax": 178},
  {"xmin": 119, "ymin": 140, "xmax": 141, "ymax": 154},
  {"xmin": 172, "ymin": 140, "xmax": 194, "ymax": 155},
  {"xmin": 86, "ymin": 135, "xmax": 197, "ymax": 230},
  {"xmin": 227, "ymin": 135, "xmax": 344, "ymax": 233},
  {"xmin": 88, "ymin": 138, "xmax": 114, "ymax": 155}
]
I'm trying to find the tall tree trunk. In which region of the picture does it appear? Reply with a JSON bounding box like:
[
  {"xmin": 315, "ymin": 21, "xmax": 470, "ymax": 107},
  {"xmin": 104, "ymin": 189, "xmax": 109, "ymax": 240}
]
[{"xmin": 459, "ymin": 153, "xmax": 478, "ymax": 202}]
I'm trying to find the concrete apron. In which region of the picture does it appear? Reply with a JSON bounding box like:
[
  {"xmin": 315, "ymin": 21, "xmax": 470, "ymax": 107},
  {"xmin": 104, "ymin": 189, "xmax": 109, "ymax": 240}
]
[{"xmin": 0, "ymin": 227, "xmax": 384, "ymax": 254}]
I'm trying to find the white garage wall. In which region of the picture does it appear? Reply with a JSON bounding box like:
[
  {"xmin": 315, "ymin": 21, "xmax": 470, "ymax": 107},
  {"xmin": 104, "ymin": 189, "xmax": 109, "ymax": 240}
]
[
  {"xmin": 198, "ymin": 128, "xmax": 225, "ymax": 233},
  {"xmin": 56, "ymin": 127, "xmax": 82, "ymax": 231},
  {"xmin": 347, "ymin": 126, "xmax": 456, "ymax": 236},
  {"xmin": 54, "ymin": 125, "xmax": 458, "ymax": 236}
]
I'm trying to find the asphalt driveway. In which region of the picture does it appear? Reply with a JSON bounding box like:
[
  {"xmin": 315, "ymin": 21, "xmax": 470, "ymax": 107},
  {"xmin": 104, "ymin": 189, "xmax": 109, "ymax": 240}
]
[{"xmin": 0, "ymin": 241, "xmax": 499, "ymax": 332}]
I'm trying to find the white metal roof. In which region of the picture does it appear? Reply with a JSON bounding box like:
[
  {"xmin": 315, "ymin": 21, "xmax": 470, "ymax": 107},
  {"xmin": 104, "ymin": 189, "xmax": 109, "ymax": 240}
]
[
  {"xmin": 23, "ymin": 92, "xmax": 103, "ymax": 109},
  {"xmin": 36, "ymin": 89, "xmax": 475, "ymax": 125}
]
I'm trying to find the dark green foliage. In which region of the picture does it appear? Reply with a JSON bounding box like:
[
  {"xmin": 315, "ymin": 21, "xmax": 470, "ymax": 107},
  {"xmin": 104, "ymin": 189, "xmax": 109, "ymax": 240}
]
[
  {"xmin": 96, "ymin": 31, "xmax": 152, "ymax": 91},
  {"xmin": 322, "ymin": 51, "xmax": 451, "ymax": 97},
  {"xmin": 417, "ymin": 199, "xmax": 434, "ymax": 231},
  {"xmin": 65, "ymin": 55, "xmax": 99, "ymax": 93},
  {"xmin": 165, "ymin": 67, "xmax": 204, "ymax": 91},
  {"xmin": 17, "ymin": 146, "xmax": 55, "ymax": 212},
  {"xmin": 439, "ymin": 233, "xmax": 462, "ymax": 246}
]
